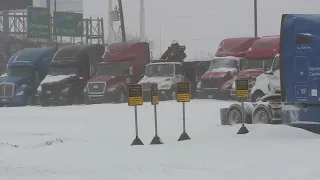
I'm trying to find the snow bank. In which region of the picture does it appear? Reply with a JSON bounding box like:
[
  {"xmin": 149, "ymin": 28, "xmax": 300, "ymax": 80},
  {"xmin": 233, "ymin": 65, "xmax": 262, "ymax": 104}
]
[
  {"xmin": 0, "ymin": 100, "xmax": 320, "ymax": 179},
  {"xmin": 40, "ymin": 74, "xmax": 76, "ymax": 84}
]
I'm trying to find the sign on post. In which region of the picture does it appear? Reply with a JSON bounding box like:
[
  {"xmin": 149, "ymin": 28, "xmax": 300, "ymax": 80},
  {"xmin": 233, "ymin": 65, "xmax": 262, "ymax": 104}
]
[
  {"xmin": 27, "ymin": 7, "xmax": 51, "ymax": 39},
  {"xmin": 128, "ymin": 84, "xmax": 143, "ymax": 106},
  {"xmin": 176, "ymin": 82, "xmax": 190, "ymax": 102},
  {"xmin": 151, "ymin": 84, "xmax": 159, "ymax": 105},
  {"xmin": 53, "ymin": 11, "xmax": 83, "ymax": 37},
  {"xmin": 235, "ymin": 79, "xmax": 249, "ymax": 99}
]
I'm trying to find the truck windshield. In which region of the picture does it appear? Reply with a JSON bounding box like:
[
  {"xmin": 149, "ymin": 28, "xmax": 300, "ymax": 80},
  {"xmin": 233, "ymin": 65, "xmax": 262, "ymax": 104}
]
[
  {"xmin": 241, "ymin": 58, "xmax": 274, "ymax": 70},
  {"xmin": 97, "ymin": 63, "xmax": 129, "ymax": 76},
  {"xmin": 7, "ymin": 66, "xmax": 33, "ymax": 76},
  {"xmin": 209, "ymin": 58, "xmax": 238, "ymax": 70},
  {"xmin": 49, "ymin": 67, "xmax": 78, "ymax": 75},
  {"xmin": 145, "ymin": 64, "xmax": 174, "ymax": 77}
]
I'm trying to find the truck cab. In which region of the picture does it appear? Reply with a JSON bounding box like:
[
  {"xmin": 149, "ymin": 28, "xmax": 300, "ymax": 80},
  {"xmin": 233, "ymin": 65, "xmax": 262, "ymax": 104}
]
[
  {"xmin": 197, "ymin": 37, "xmax": 258, "ymax": 99},
  {"xmin": 0, "ymin": 47, "xmax": 56, "ymax": 106},
  {"xmin": 84, "ymin": 42, "xmax": 150, "ymax": 104},
  {"xmin": 139, "ymin": 61, "xmax": 183, "ymax": 100},
  {"xmin": 39, "ymin": 44, "xmax": 104, "ymax": 106},
  {"xmin": 229, "ymin": 36, "xmax": 280, "ymax": 101},
  {"xmin": 250, "ymin": 54, "xmax": 280, "ymax": 101}
]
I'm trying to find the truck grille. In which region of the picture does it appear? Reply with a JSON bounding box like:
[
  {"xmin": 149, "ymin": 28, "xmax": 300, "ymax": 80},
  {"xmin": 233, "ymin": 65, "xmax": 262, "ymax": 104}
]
[
  {"xmin": 0, "ymin": 83, "xmax": 14, "ymax": 97},
  {"xmin": 88, "ymin": 82, "xmax": 106, "ymax": 93},
  {"xmin": 201, "ymin": 78, "xmax": 221, "ymax": 89},
  {"xmin": 141, "ymin": 83, "xmax": 152, "ymax": 90}
]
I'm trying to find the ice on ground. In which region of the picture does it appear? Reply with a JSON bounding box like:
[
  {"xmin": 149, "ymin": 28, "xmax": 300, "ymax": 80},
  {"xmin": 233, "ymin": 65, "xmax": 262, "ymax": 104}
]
[{"xmin": 1, "ymin": 99, "xmax": 320, "ymax": 180}]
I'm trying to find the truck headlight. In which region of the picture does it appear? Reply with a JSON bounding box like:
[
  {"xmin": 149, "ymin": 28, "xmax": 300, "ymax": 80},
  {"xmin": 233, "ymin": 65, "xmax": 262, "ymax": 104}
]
[
  {"xmin": 160, "ymin": 84, "xmax": 170, "ymax": 90},
  {"xmin": 61, "ymin": 87, "xmax": 70, "ymax": 93},
  {"xmin": 16, "ymin": 91, "xmax": 24, "ymax": 96}
]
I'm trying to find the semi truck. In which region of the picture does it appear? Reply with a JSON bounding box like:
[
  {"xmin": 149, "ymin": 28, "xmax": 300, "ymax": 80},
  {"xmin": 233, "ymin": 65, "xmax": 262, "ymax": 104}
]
[
  {"xmin": 38, "ymin": 44, "xmax": 105, "ymax": 106},
  {"xmin": 138, "ymin": 41, "xmax": 189, "ymax": 101},
  {"xmin": 83, "ymin": 42, "xmax": 150, "ymax": 104},
  {"xmin": 220, "ymin": 14, "xmax": 320, "ymax": 133},
  {"xmin": 0, "ymin": 47, "xmax": 56, "ymax": 106},
  {"xmin": 229, "ymin": 36, "xmax": 280, "ymax": 101},
  {"xmin": 197, "ymin": 37, "xmax": 259, "ymax": 99}
]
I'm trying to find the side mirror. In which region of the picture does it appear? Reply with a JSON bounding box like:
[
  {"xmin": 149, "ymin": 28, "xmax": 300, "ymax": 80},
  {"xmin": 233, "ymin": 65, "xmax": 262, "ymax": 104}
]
[
  {"xmin": 129, "ymin": 66, "xmax": 133, "ymax": 76},
  {"xmin": 264, "ymin": 71, "xmax": 274, "ymax": 75},
  {"xmin": 90, "ymin": 68, "xmax": 95, "ymax": 76},
  {"xmin": 35, "ymin": 71, "xmax": 39, "ymax": 83}
]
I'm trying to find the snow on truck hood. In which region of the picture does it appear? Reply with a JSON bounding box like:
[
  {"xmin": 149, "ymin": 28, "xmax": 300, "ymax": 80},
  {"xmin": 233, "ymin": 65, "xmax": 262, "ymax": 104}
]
[
  {"xmin": 139, "ymin": 76, "xmax": 172, "ymax": 84},
  {"xmin": 40, "ymin": 74, "xmax": 76, "ymax": 84}
]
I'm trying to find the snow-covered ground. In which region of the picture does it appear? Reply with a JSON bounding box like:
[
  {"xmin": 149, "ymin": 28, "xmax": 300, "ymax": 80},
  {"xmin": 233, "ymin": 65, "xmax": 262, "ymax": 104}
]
[{"xmin": 1, "ymin": 99, "xmax": 320, "ymax": 179}]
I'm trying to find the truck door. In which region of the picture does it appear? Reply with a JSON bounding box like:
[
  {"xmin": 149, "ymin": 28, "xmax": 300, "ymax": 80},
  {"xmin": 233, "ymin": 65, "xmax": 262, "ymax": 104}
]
[{"xmin": 268, "ymin": 56, "xmax": 280, "ymax": 93}]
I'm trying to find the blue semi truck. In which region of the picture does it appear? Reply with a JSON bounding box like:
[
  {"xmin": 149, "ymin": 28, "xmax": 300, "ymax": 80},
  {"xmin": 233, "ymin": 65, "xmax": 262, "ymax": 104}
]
[
  {"xmin": 0, "ymin": 47, "xmax": 56, "ymax": 106},
  {"xmin": 220, "ymin": 14, "xmax": 320, "ymax": 132}
]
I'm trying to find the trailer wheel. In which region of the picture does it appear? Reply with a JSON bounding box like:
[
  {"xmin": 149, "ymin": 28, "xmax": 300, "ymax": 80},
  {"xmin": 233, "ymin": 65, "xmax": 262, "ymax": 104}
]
[{"xmin": 252, "ymin": 106, "xmax": 272, "ymax": 124}]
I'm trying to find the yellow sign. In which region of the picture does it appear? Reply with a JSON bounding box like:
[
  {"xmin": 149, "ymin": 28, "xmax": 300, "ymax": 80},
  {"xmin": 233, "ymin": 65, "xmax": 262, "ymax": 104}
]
[
  {"xmin": 128, "ymin": 84, "xmax": 143, "ymax": 106},
  {"xmin": 235, "ymin": 79, "xmax": 249, "ymax": 99},
  {"xmin": 151, "ymin": 84, "xmax": 159, "ymax": 105},
  {"xmin": 177, "ymin": 82, "xmax": 190, "ymax": 102}
]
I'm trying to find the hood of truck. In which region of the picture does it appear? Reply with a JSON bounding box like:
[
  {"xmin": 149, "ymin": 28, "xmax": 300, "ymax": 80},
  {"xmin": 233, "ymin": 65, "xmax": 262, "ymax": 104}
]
[
  {"xmin": 0, "ymin": 76, "xmax": 30, "ymax": 86},
  {"xmin": 41, "ymin": 74, "xmax": 77, "ymax": 85},
  {"xmin": 139, "ymin": 76, "xmax": 172, "ymax": 84},
  {"xmin": 87, "ymin": 75, "xmax": 112, "ymax": 83},
  {"xmin": 87, "ymin": 75, "xmax": 125, "ymax": 84},
  {"xmin": 238, "ymin": 68, "xmax": 264, "ymax": 78},
  {"xmin": 202, "ymin": 68, "xmax": 237, "ymax": 79}
]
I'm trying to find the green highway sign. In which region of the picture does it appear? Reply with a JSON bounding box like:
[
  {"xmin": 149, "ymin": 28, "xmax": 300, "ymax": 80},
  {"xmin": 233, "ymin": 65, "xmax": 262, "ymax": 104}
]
[
  {"xmin": 27, "ymin": 7, "xmax": 51, "ymax": 39},
  {"xmin": 53, "ymin": 11, "xmax": 83, "ymax": 37}
]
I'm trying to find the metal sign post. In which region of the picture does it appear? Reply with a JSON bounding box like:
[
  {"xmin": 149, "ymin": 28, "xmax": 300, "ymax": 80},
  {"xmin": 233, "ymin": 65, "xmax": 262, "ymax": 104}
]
[
  {"xmin": 128, "ymin": 84, "xmax": 144, "ymax": 145},
  {"xmin": 150, "ymin": 84, "xmax": 163, "ymax": 145},
  {"xmin": 177, "ymin": 82, "xmax": 191, "ymax": 141},
  {"xmin": 235, "ymin": 79, "xmax": 249, "ymax": 134}
]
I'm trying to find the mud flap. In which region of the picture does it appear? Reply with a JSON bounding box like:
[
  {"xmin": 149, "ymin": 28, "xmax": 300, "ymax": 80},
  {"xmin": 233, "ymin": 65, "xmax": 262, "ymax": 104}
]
[{"xmin": 220, "ymin": 108, "xmax": 228, "ymax": 125}]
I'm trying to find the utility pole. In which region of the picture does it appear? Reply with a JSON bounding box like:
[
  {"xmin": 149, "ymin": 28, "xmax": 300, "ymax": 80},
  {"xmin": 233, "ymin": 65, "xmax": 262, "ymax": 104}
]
[
  {"xmin": 118, "ymin": 0, "xmax": 126, "ymax": 42},
  {"xmin": 107, "ymin": 0, "xmax": 114, "ymax": 44},
  {"xmin": 140, "ymin": 0, "xmax": 146, "ymax": 42},
  {"xmin": 254, "ymin": 0, "xmax": 258, "ymax": 37}
]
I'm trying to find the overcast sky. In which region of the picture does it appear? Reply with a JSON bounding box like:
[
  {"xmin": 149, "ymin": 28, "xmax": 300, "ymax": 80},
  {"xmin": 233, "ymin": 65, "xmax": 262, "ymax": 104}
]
[{"xmin": 36, "ymin": 0, "xmax": 320, "ymax": 60}]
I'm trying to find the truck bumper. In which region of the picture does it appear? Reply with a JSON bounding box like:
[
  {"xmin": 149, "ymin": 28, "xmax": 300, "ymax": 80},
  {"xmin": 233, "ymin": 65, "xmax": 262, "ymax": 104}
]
[
  {"xmin": 0, "ymin": 95, "xmax": 25, "ymax": 106},
  {"xmin": 142, "ymin": 90, "xmax": 171, "ymax": 101},
  {"xmin": 85, "ymin": 92, "xmax": 118, "ymax": 104},
  {"xmin": 196, "ymin": 88, "xmax": 231, "ymax": 100}
]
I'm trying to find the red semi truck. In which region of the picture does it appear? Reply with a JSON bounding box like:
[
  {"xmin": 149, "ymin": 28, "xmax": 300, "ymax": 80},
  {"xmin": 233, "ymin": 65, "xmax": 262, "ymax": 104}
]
[
  {"xmin": 197, "ymin": 37, "xmax": 259, "ymax": 99},
  {"xmin": 83, "ymin": 42, "xmax": 150, "ymax": 104},
  {"xmin": 229, "ymin": 35, "xmax": 280, "ymax": 101}
]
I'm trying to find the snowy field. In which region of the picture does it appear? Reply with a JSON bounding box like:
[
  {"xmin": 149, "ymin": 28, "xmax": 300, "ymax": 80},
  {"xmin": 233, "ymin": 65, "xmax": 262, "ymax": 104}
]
[{"xmin": 1, "ymin": 99, "xmax": 320, "ymax": 180}]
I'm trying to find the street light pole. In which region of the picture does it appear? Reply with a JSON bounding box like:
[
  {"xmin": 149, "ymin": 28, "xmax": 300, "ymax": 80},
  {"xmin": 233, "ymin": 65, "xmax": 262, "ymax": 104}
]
[{"xmin": 254, "ymin": 0, "xmax": 258, "ymax": 37}]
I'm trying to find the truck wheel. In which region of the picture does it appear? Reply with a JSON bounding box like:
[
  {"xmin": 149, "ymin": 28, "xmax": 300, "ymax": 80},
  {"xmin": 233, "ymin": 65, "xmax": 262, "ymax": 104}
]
[
  {"xmin": 168, "ymin": 87, "xmax": 176, "ymax": 100},
  {"xmin": 117, "ymin": 90, "xmax": 127, "ymax": 103},
  {"xmin": 251, "ymin": 91, "xmax": 265, "ymax": 102},
  {"xmin": 27, "ymin": 96, "xmax": 35, "ymax": 106},
  {"xmin": 252, "ymin": 106, "xmax": 272, "ymax": 124},
  {"xmin": 227, "ymin": 107, "xmax": 242, "ymax": 125}
]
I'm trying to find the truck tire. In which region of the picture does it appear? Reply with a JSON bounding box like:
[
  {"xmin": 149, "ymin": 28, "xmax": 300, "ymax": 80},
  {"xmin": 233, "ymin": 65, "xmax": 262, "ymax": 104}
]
[
  {"xmin": 226, "ymin": 104, "xmax": 251, "ymax": 125},
  {"xmin": 252, "ymin": 105, "xmax": 272, "ymax": 124},
  {"xmin": 251, "ymin": 91, "xmax": 265, "ymax": 102},
  {"xmin": 26, "ymin": 95, "xmax": 35, "ymax": 106},
  {"xmin": 117, "ymin": 90, "xmax": 127, "ymax": 103},
  {"xmin": 168, "ymin": 87, "xmax": 176, "ymax": 100}
]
